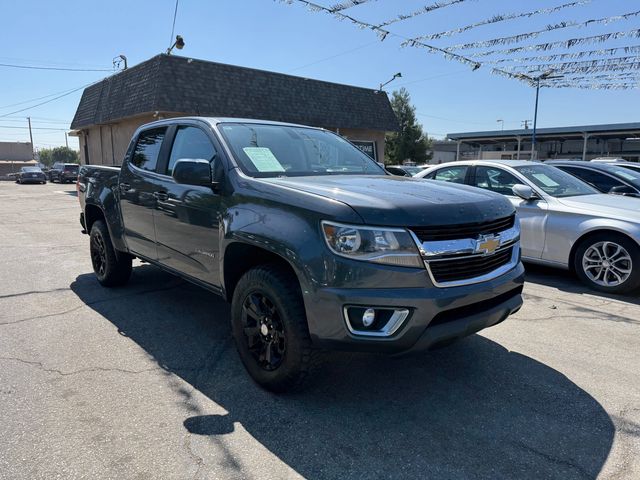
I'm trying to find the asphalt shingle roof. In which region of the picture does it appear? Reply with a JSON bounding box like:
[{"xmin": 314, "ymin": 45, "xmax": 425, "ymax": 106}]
[{"xmin": 71, "ymin": 54, "xmax": 398, "ymax": 131}]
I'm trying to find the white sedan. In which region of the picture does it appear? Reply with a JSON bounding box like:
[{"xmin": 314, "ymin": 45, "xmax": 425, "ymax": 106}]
[{"xmin": 416, "ymin": 160, "xmax": 640, "ymax": 294}]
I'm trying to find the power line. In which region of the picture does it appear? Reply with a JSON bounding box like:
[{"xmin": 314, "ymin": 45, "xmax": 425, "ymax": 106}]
[
  {"xmin": 169, "ymin": 0, "xmax": 179, "ymax": 48},
  {"xmin": 0, "ymin": 62, "xmax": 113, "ymax": 72},
  {"xmin": 0, "ymin": 80, "xmax": 100, "ymax": 119},
  {"xmin": 0, "ymin": 124, "xmax": 68, "ymax": 131},
  {"xmin": 0, "ymin": 84, "xmax": 95, "ymax": 110},
  {"xmin": 287, "ymin": 41, "xmax": 378, "ymax": 72}
]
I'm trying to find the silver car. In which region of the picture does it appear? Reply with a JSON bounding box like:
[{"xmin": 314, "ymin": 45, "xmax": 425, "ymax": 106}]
[{"xmin": 416, "ymin": 160, "xmax": 640, "ymax": 294}]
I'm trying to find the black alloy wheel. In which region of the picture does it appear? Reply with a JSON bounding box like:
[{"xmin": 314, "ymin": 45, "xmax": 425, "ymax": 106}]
[
  {"xmin": 230, "ymin": 264, "xmax": 318, "ymax": 392},
  {"xmin": 90, "ymin": 232, "xmax": 107, "ymax": 278},
  {"xmin": 241, "ymin": 291, "xmax": 287, "ymax": 371}
]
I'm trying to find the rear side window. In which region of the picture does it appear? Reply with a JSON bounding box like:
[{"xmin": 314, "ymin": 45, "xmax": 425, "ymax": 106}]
[
  {"xmin": 559, "ymin": 166, "xmax": 624, "ymax": 193},
  {"xmin": 474, "ymin": 166, "xmax": 520, "ymax": 195},
  {"xmin": 131, "ymin": 128, "xmax": 167, "ymax": 172},
  {"xmin": 427, "ymin": 166, "xmax": 468, "ymax": 183},
  {"xmin": 167, "ymin": 126, "xmax": 216, "ymax": 176}
]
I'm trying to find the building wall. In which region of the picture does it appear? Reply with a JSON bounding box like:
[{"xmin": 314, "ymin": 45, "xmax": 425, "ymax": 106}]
[
  {"xmin": 78, "ymin": 114, "xmax": 388, "ymax": 166},
  {"xmin": 0, "ymin": 142, "xmax": 32, "ymax": 161}
]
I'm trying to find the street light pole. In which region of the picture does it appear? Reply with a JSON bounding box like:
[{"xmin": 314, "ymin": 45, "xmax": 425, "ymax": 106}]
[
  {"xmin": 515, "ymin": 70, "xmax": 563, "ymax": 161},
  {"xmin": 531, "ymin": 78, "xmax": 541, "ymax": 160}
]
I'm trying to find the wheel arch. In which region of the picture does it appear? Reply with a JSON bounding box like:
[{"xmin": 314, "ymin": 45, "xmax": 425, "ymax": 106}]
[{"xmin": 222, "ymin": 241, "xmax": 302, "ymax": 302}]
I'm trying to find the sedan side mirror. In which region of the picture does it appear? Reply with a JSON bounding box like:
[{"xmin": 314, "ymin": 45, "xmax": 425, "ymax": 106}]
[
  {"xmin": 512, "ymin": 184, "xmax": 538, "ymax": 201},
  {"xmin": 608, "ymin": 185, "xmax": 637, "ymax": 196},
  {"xmin": 172, "ymin": 159, "xmax": 216, "ymax": 188}
]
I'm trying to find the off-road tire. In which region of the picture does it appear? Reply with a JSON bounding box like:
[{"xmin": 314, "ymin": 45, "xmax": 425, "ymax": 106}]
[
  {"xmin": 89, "ymin": 220, "xmax": 132, "ymax": 287},
  {"xmin": 231, "ymin": 264, "xmax": 319, "ymax": 392}
]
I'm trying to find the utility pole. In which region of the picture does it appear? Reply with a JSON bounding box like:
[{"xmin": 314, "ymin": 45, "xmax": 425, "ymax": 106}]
[
  {"xmin": 65, "ymin": 131, "xmax": 69, "ymax": 148},
  {"xmin": 27, "ymin": 117, "xmax": 34, "ymax": 157}
]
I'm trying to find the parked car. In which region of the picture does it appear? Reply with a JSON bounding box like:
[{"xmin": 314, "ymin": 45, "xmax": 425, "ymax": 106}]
[
  {"xmin": 48, "ymin": 162, "xmax": 79, "ymax": 183},
  {"xmin": 417, "ymin": 160, "xmax": 640, "ymax": 294},
  {"xmin": 78, "ymin": 117, "xmax": 525, "ymax": 391},
  {"xmin": 591, "ymin": 157, "xmax": 627, "ymax": 163},
  {"xmin": 548, "ymin": 160, "xmax": 640, "ymax": 198},
  {"xmin": 385, "ymin": 165, "xmax": 424, "ymax": 177},
  {"xmin": 16, "ymin": 166, "xmax": 46, "ymax": 184},
  {"xmin": 616, "ymin": 162, "xmax": 640, "ymax": 174}
]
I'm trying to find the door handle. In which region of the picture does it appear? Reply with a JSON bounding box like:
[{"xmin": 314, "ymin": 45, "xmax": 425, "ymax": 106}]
[
  {"xmin": 153, "ymin": 191, "xmax": 169, "ymax": 201},
  {"xmin": 119, "ymin": 183, "xmax": 131, "ymax": 192}
]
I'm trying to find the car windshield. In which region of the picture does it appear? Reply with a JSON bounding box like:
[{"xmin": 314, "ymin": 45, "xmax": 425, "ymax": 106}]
[
  {"xmin": 64, "ymin": 165, "xmax": 79, "ymax": 171},
  {"xmin": 219, "ymin": 123, "xmax": 385, "ymax": 178},
  {"xmin": 514, "ymin": 164, "xmax": 598, "ymax": 198},
  {"xmin": 603, "ymin": 165, "xmax": 640, "ymax": 188},
  {"xmin": 23, "ymin": 167, "xmax": 41, "ymax": 172}
]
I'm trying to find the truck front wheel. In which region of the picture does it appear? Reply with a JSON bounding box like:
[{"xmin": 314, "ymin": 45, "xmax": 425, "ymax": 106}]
[
  {"xmin": 231, "ymin": 264, "xmax": 318, "ymax": 392},
  {"xmin": 89, "ymin": 220, "xmax": 132, "ymax": 287}
]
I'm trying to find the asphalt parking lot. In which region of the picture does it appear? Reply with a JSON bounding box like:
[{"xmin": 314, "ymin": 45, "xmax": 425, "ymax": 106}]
[{"xmin": 1, "ymin": 180, "xmax": 639, "ymax": 480}]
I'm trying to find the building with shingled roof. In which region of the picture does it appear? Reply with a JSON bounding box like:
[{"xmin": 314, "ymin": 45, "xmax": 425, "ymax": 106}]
[{"xmin": 70, "ymin": 54, "xmax": 398, "ymax": 166}]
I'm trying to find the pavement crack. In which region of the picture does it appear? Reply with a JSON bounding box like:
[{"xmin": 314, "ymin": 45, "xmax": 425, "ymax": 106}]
[
  {"xmin": 513, "ymin": 440, "xmax": 591, "ymax": 479},
  {"xmin": 0, "ymin": 356, "xmax": 162, "ymax": 377},
  {"xmin": 0, "ymin": 283, "xmax": 185, "ymax": 326},
  {"xmin": 0, "ymin": 287, "xmax": 71, "ymax": 300}
]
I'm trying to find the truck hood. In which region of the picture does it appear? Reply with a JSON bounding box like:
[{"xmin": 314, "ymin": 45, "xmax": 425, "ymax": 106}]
[
  {"xmin": 260, "ymin": 175, "xmax": 514, "ymax": 226},
  {"xmin": 558, "ymin": 194, "xmax": 640, "ymax": 223}
]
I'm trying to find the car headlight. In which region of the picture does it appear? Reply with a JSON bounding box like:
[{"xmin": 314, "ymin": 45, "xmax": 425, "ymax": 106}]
[{"xmin": 321, "ymin": 221, "xmax": 423, "ymax": 268}]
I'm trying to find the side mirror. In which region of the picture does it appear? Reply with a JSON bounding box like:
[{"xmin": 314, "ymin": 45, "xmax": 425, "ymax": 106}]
[
  {"xmin": 512, "ymin": 184, "xmax": 538, "ymax": 201},
  {"xmin": 609, "ymin": 185, "xmax": 636, "ymax": 196},
  {"xmin": 172, "ymin": 159, "xmax": 216, "ymax": 188}
]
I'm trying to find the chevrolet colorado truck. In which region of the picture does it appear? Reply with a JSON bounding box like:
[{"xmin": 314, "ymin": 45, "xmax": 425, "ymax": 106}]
[{"xmin": 78, "ymin": 117, "xmax": 524, "ymax": 391}]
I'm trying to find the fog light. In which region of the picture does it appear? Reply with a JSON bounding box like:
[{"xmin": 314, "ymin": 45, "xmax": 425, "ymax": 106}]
[{"xmin": 362, "ymin": 308, "xmax": 376, "ymax": 327}]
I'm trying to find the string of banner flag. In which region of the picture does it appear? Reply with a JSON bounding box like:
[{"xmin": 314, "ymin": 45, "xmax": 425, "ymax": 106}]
[{"xmin": 278, "ymin": 0, "xmax": 640, "ymax": 89}]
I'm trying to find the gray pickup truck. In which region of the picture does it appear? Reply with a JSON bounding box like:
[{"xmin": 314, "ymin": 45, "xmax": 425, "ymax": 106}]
[{"xmin": 78, "ymin": 117, "xmax": 524, "ymax": 391}]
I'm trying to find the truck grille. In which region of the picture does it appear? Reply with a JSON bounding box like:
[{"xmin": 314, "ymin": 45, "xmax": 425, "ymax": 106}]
[
  {"xmin": 410, "ymin": 215, "xmax": 515, "ymax": 242},
  {"xmin": 428, "ymin": 246, "xmax": 514, "ymax": 284}
]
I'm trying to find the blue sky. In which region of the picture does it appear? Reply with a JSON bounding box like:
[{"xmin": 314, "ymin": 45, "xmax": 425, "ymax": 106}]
[{"xmin": 0, "ymin": 0, "xmax": 638, "ymax": 151}]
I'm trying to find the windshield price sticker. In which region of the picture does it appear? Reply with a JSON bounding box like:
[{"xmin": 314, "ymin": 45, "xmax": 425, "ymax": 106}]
[
  {"xmin": 532, "ymin": 173, "xmax": 559, "ymax": 187},
  {"xmin": 243, "ymin": 147, "xmax": 285, "ymax": 172}
]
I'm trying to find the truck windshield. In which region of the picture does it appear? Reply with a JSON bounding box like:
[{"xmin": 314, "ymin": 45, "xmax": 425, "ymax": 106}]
[{"xmin": 219, "ymin": 123, "xmax": 385, "ymax": 177}]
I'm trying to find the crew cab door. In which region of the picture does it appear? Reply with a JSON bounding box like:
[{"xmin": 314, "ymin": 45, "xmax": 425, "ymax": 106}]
[
  {"xmin": 470, "ymin": 165, "xmax": 548, "ymax": 260},
  {"xmin": 118, "ymin": 126, "xmax": 169, "ymax": 260},
  {"xmin": 152, "ymin": 124, "xmax": 222, "ymax": 286}
]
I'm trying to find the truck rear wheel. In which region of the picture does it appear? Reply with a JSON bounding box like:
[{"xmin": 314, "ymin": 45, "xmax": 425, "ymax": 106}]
[
  {"xmin": 89, "ymin": 220, "xmax": 132, "ymax": 287},
  {"xmin": 231, "ymin": 264, "xmax": 318, "ymax": 392}
]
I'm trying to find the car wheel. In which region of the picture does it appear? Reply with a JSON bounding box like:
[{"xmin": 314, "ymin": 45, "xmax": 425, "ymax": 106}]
[
  {"xmin": 231, "ymin": 264, "xmax": 319, "ymax": 392},
  {"xmin": 89, "ymin": 220, "xmax": 132, "ymax": 287},
  {"xmin": 574, "ymin": 233, "xmax": 640, "ymax": 294}
]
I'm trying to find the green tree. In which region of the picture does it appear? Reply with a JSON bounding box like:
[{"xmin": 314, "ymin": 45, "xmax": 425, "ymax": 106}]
[
  {"xmin": 37, "ymin": 146, "xmax": 79, "ymax": 166},
  {"xmin": 385, "ymin": 88, "xmax": 431, "ymax": 165}
]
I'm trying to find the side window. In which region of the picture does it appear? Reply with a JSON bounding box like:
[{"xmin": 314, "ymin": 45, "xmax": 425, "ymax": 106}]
[
  {"xmin": 474, "ymin": 166, "xmax": 520, "ymax": 195},
  {"xmin": 131, "ymin": 127, "xmax": 167, "ymax": 172},
  {"xmin": 167, "ymin": 126, "xmax": 216, "ymax": 176},
  {"xmin": 560, "ymin": 167, "xmax": 624, "ymax": 193},
  {"xmin": 431, "ymin": 166, "xmax": 468, "ymax": 183}
]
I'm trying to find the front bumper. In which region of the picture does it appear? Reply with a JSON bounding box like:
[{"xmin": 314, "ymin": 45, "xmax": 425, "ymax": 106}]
[{"xmin": 304, "ymin": 261, "xmax": 524, "ymax": 354}]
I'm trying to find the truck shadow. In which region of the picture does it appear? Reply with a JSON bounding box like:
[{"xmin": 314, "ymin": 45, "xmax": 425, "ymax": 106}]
[{"xmin": 71, "ymin": 266, "xmax": 614, "ymax": 479}]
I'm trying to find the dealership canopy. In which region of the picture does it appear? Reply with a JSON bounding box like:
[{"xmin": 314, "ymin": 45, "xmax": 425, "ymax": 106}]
[{"xmin": 279, "ymin": 0, "xmax": 640, "ymax": 89}]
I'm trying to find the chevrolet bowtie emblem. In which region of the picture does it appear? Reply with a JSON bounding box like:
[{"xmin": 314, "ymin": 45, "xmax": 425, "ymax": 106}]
[{"xmin": 475, "ymin": 235, "xmax": 501, "ymax": 255}]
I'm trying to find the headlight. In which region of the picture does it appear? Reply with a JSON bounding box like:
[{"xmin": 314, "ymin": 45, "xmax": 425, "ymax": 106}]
[{"xmin": 321, "ymin": 221, "xmax": 423, "ymax": 268}]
